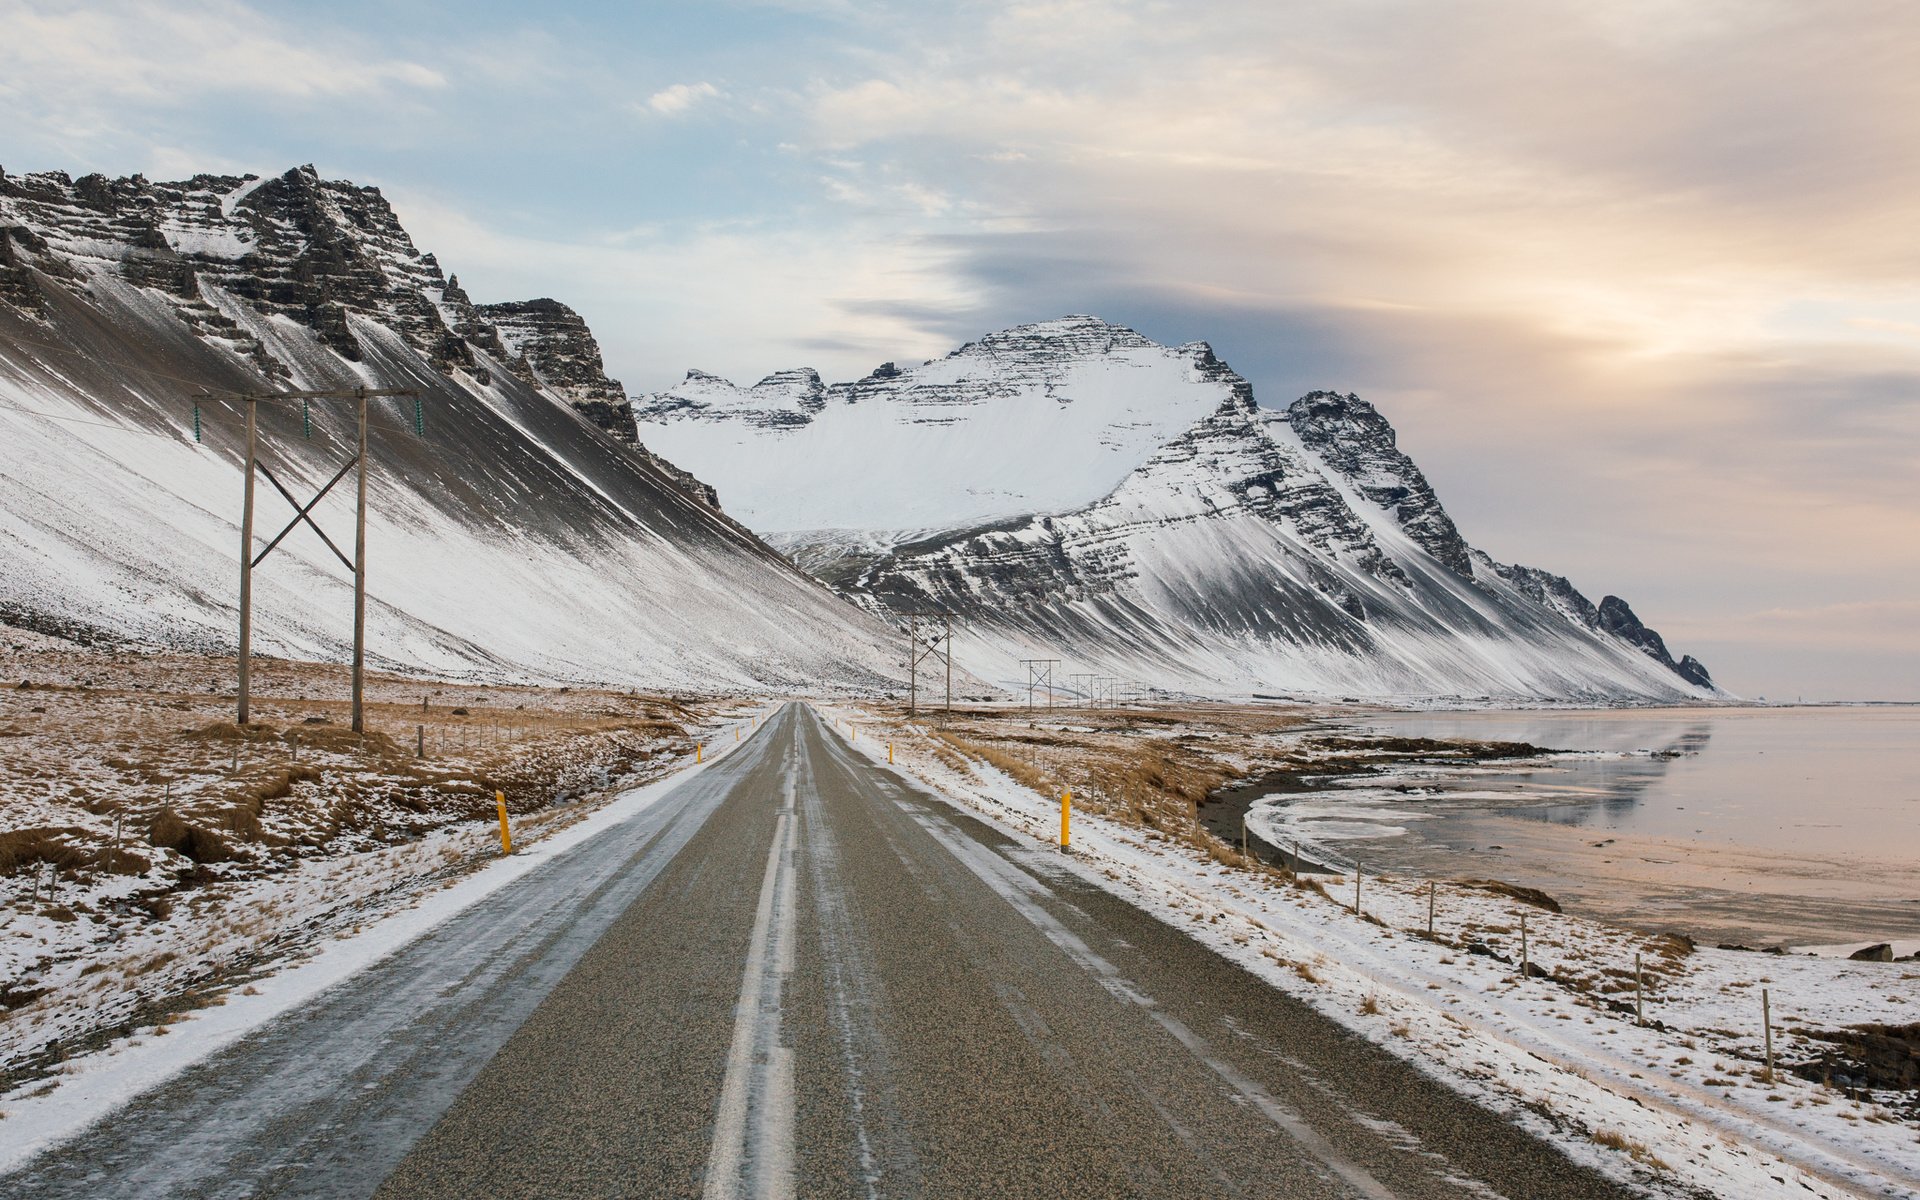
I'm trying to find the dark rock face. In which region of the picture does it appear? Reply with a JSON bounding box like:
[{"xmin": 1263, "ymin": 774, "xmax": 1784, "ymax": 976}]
[
  {"xmin": 1491, "ymin": 563, "xmax": 1601, "ymax": 629},
  {"xmin": 0, "ymin": 163, "xmax": 717, "ymax": 510},
  {"xmin": 1285, "ymin": 390, "xmax": 1475, "ymax": 577},
  {"xmin": 478, "ymin": 298, "xmax": 635, "ymax": 440},
  {"xmin": 1596, "ymin": 595, "xmax": 1711, "ymax": 687},
  {"xmin": 1282, "ymin": 389, "xmax": 1710, "ymax": 690}
]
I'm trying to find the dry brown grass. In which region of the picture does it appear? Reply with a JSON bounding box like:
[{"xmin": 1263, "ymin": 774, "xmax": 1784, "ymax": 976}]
[
  {"xmin": 0, "ymin": 632, "xmax": 722, "ymax": 960},
  {"xmin": 896, "ymin": 702, "xmax": 1297, "ymax": 884},
  {"xmin": 1590, "ymin": 1128, "xmax": 1670, "ymax": 1171}
]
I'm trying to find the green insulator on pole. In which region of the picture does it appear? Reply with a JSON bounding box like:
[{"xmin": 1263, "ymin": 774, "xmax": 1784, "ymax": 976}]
[
  {"xmin": 192, "ymin": 401, "xmax": 201, "ymax": 443},
  {"xmin": 302, "ymin": 398, "xmax": 311, "ymax": 438},
  {"xmin": 414, "ymin": 395, "xmax": 424, "ymax": 435}
]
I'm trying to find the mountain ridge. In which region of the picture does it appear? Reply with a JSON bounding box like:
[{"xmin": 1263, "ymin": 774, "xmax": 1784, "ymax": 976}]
[
  {"xmin": 636, "ymin": 320, "xmax": 1717, "ymax": 702},
  {"xmin": 0, "ymin": 163, "xmax": 898, "ymax": 690}
]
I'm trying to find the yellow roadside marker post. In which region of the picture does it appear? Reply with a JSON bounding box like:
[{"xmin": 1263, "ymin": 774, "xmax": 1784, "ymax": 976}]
[
  {"xmin": 495, "ymin": 791, "xmax": 512, "ymax": 855},
  {"xmin": 888, "ymin": 742, "xmax": 894, "ymax": 763},
  {"xmin": 1060, "ymin": 790, "xmax": 1071, "ymax": 852},
  {"xmin": 697, "ymin": 742, "xmax": 704, "ymax": 763}
]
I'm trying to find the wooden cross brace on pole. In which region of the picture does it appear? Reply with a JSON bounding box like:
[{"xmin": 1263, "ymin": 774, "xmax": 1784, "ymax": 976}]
[{"xmin": 226, "ymin": 385, "xmax": 419, "ymax": 736}]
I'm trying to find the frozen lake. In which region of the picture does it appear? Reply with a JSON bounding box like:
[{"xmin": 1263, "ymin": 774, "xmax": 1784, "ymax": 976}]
[{"xmin": 1253, "ymin": 705, "xmax": 1920, "ymax": 950}]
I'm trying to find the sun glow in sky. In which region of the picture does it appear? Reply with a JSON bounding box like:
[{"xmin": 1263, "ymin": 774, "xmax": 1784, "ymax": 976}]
[{"xmin": 3, "ymin": 0, "xmax": 1916, "ymax": 698}]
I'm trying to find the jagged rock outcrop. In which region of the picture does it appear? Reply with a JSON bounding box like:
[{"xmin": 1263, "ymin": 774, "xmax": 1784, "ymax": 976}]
[
  {"xmin": 479, "ymin": 298, "xmax": 634, "ymax": 439},
  {"xmin": 0, "ymin": 164, "xmax": 711, "ymax": 509},
  {"xmin": 1286, "ymin": 390, "xmax": 1475, "ymax": 576},
  {"xmin": 1597, "ymin": 596, "xmax": 1715, "ymax": 688}
]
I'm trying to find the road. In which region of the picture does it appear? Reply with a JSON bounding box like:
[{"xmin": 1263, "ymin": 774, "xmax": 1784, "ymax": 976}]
[{"xmin": 2, "ymin": 703, "xmax": 1639, "ymax": 1199}]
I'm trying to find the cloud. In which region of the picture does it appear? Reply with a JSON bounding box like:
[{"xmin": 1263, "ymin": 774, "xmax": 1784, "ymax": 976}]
[
  {"xmin": 0, "ymin": 0, "xmax": 447, "ymax": 107},
  {"xmin": 645, "ymin": 81, "xmax": 722, "ymax": 116},
  {"xmin": 8, "ymin": 0, "xmax": 1910, "ymax": 696}
]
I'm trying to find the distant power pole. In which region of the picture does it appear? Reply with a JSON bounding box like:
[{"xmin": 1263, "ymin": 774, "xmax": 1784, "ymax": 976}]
[
  {"xmin": 1020, "ymin": 659, "xmax": 1060, "ymax": 712},
  {"xmin": 225, "ymin": 384, "xmax": 419, "ymax": 734},
  {"xmin": 905, "ymin": 611, "xmax": 956, "ymax": 718}
]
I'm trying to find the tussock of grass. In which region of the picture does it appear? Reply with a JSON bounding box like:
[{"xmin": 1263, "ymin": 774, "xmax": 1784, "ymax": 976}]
[{"xmin": 1590, "ymin": 1128, "xmax": 1670, "ymax": 1171}]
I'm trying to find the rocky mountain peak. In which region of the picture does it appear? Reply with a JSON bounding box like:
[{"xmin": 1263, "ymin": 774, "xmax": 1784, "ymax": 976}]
[
  {"xmin": 944, "ymin": 314, "xmax": 1156, "ymax": 364},
  {"xmin": 0, "ymin": 163, "xmax": 712, "ymax": 507},
  {"xmin": 1285, "ymin": 390, "xmax": 1475, "ymax": 577}
]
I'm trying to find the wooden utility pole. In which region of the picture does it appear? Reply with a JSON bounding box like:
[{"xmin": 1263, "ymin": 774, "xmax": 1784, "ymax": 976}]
[
  {"xmin": 907, "ymin": 614, "xmax": 918, "ymax": 717},
  {"xmin": 944, "ymin": 613, "xmax": 953, "ymax": 714},
  {"xmin": 238, "ymin": 398, "xmax": 257, "ymax": 725},
  {"xmin": 227, "ymin": 384, "xmax": 417, "ymax": 734},
  {"xmin": 352, "ymin": 387, "xmax": 369, "ymax": 733},
  {"xmin": 1020, "ymin": 659, "xmax": 1059, "ymax": 713}
]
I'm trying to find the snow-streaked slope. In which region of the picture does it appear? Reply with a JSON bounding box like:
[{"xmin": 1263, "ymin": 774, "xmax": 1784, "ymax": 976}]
[
  {"xmin": 632, "ymin": 316, "xmax": 1242, "ymax": 532},
  {"xmin": 0, "ymin": 166, "xmax": 900, "ymax": 691},
  {"xmin": 636, "ymin": 310, "xmax": 1713, "ymax": 702},
  {"xmin": 853, "ymin": 391, "xmax": 1718, "ymax": 703}
]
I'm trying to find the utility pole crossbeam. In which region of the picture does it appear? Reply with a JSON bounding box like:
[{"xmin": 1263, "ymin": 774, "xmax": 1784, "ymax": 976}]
[
  {"xmin": 1020, "ymin": 659, "xmax": 1060, "ymax": 713},
  {"xmin": 902, "ymin": 610, "xmax": 956, "ymax": 718},
  {"xmin": 226, "ymin": 384, "xmax": 419, "ymax": 736}
]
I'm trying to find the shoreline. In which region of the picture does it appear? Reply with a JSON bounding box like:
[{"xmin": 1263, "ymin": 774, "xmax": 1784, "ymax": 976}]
[{"xmin": 1201, "ymin": 714, "xmax": 1920, "ymax": 957}]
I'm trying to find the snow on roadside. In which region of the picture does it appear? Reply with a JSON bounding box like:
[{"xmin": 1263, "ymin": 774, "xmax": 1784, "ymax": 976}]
[
  {"xmin": 819, "ymin": 703, "xmax": 1920, "ymax": 1200},
  {"xmin": 0, "ymin": 703, "xmax": 774, "ymax": 1170}
]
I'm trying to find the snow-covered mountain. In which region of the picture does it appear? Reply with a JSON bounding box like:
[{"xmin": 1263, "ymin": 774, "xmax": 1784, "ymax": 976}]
[
  {"xmin": 0, "ymin": 164, "xmax": 898, "ymax": 691},
  {"xmin": 640, "ymin": 320, "xmax": 1717, "ymax": 703},
  {"xmin": 633, "ymin": 315, "xmax": 1245, "ymax": 533}
]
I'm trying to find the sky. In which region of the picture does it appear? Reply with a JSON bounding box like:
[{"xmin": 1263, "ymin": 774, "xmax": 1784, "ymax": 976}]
[{"xmin": 2, "ymin": 0, "xmax": 1916, "ymax": 699}]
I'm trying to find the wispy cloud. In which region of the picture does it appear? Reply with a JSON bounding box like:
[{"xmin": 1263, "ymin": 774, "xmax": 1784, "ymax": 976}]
[
  {"xmin": 0, "ymin": 0, "xmax": 446, "ymax": 106},
  {"xmin": 644, "ymin": 81, "xmax": 722, "ymax": 116}
]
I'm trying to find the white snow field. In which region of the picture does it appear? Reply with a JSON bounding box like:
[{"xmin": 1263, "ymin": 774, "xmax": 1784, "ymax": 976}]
[{"xmin": 634, "ymin": 316, "xmax": 1239, "ymax": 534}]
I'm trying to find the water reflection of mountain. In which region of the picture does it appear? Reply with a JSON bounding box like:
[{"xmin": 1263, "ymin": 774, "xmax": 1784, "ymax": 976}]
[{"xmin": 1515, "ymin": 724, "xmax": 1712, "ymax": 828}]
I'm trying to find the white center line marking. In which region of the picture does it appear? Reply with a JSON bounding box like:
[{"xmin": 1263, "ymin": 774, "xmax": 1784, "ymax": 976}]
[{"xmin": 703, "ymin": 727, "xmax": 801, "ymax": 1200}]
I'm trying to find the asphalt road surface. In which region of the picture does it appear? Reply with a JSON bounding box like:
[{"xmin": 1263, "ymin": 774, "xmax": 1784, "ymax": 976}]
[{"xmin": 2, "ymin": 703, "xmax": 1641, "ymax": 1199}]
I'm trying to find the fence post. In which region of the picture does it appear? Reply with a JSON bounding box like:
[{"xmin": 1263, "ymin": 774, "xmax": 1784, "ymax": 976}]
[
  {"xmin": 1520, "ymin": 912, "xmax": 1529, "ymax": 976},
  {"xmin": 1635, "ymin": 953, "xmax": 1644, "ymax": 1026},
  {"xmin": 1354, "ymin": 863, "xmax": 1362, "ymax": 915},
  {"xmin": 1763, "ymin": 988, "xmax": 1774, "ymax": 1083},
  {"xmin": 1427, "ymin": 881, "xmax": 1435, "ymax": 937}
]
